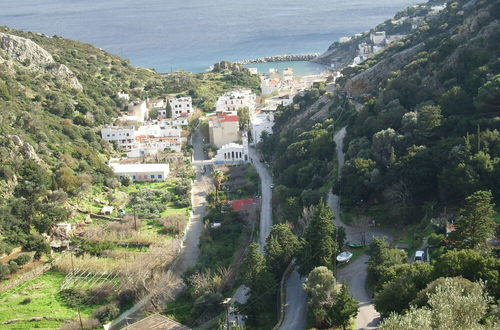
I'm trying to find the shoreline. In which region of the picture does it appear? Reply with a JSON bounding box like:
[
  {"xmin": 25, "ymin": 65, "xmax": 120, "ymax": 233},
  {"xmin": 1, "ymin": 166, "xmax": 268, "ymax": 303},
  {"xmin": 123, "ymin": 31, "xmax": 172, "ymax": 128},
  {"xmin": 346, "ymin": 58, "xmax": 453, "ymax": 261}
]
[{"xmin": 236, "ymin": 53, "xmax": 320, "ymax": 65}]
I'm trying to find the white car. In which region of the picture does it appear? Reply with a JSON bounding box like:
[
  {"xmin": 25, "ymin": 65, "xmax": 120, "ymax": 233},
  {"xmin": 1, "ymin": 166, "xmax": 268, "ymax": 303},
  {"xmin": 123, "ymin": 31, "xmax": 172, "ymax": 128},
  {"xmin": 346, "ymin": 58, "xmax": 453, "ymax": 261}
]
[{"xmin": 414, "ymin": 250, "xmax": 425, "ymax": 262}]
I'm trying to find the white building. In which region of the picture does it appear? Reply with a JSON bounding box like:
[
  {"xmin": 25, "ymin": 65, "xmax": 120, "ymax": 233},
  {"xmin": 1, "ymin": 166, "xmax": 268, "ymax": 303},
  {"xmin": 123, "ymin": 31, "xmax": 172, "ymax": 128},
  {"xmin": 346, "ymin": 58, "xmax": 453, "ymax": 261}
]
[
  {"xmin": 161, "ymin": 118, "xmax": 189, "ymax": 126},
  {"xmin": 251, "ymin": 113, "xmax": 274, "ymax": 143},
  {"xmin": 128, "ymin": 101, "xmax": 149, "ymax": 123},
  {"xmin": 117, "ymin": 91, "xmax": 130, "ymax": 101},
  {"xmin": 247, "ymin": 68, "xmax": 258, "ymax": 75},
  {"xmin": 370, "ymin": 31, "xmax": 386, "ymax": 45},
  {"xmin": 101, "ymin": 126, "xmax": 136, "ymax": 150},
  {"xmin": 110, "ymin": 163, "xmax": 170, "ymax": 182},
  {"xmin": 127, "ymin": 138, "xmax": 182, "ymax": 158},
  {"xmin": 167, "ymin": 96, "xmax": 193, "ymax": 118},
  {"xmin": 150, "ymin": 98, "xmax": 165, "ymax": 109},
  {"xmin": 101, "ymin": 124, "xmax": 182, "ymax": 152},
  {"xmin": 214, "ymin": 133, "xmax": 249, "ymax": 164},
  {"xmin": 216, "ymin": 89, "xmax": 256, "ymax": 112}
]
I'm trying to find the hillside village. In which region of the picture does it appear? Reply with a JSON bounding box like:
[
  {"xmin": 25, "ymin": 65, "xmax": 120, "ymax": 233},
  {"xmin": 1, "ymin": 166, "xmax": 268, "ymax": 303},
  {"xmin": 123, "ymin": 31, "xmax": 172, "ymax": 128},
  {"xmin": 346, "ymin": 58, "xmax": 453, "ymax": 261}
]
[
  {"xmin": 102, "ymin": 66, "xmax": 329, "ymax": 183},
  {"xmin": 0, "ymin": 0, "xmax": 498, "ymax": 329}
]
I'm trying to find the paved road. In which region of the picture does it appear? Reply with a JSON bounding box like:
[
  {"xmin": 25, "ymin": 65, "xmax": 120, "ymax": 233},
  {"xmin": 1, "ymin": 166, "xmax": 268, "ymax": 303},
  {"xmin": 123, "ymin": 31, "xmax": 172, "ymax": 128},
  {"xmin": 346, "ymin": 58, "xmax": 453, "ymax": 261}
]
[
  {"xmin": 327, "ymin": 127, "xmax": 391, "ymax": 330},
  {"xmin": 248, "ymin": 147, "xmax": 273, "ymax": 250},
  {"xmin": 279, "ymin": 270, "xmax": 307, "ymax": 330},
  {"xmin": 227, "ymin": 147, "xmax": 273, "ymax": 327},
  {"xmin": 171, "ymin": 125, "xmax": 211, "ymax": 275}
]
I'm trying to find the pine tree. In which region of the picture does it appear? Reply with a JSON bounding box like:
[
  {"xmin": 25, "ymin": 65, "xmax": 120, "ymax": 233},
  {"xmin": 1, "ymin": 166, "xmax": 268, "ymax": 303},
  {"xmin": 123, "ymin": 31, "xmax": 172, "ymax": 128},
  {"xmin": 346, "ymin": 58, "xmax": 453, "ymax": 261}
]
[
  {"xmin": 452, "ymin": 190, "xmax": 495, "ymax": 249},
  {"xmin": 328, "ymin": 283, "xmax": 358, "ymax": 330},
  {"xmin": 264, "ymin": 223, "xmax": 299, "ymax": 279},
  {"xmin": 297, "ymin": 200, "xmax": 338, "ymax": 275}
]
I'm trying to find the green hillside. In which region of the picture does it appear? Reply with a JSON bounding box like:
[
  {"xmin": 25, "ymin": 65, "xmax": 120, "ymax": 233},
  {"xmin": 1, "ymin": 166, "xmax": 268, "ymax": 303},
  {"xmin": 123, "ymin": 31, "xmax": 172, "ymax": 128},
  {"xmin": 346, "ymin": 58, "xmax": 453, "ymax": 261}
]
[{"xmin": 265, "ymin": 0, "xmax": 500, "ymax": 226}]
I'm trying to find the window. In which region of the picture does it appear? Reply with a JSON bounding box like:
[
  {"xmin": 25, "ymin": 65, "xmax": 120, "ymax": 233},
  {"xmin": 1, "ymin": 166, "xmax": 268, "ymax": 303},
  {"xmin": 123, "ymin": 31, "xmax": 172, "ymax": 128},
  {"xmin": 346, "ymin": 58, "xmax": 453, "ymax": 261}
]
[
  {"xmin": 151, "ymin": 175, "xmax": 155, "ymax": 179},
  {"xmin": 158, "ymin": 175, "xmax": 162, "ymax": 179},
  {"xmin": 132, "ymin": 176, "xmax": 136, "ymax": 180}
]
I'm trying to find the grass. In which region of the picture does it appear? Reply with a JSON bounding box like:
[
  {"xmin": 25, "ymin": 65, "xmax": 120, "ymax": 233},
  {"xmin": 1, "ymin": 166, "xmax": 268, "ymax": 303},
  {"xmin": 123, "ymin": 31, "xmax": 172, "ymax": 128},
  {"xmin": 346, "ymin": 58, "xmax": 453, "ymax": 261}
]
[{"xmin": 0, "ymin": 271, "xmax": 98, "ymax": 329}]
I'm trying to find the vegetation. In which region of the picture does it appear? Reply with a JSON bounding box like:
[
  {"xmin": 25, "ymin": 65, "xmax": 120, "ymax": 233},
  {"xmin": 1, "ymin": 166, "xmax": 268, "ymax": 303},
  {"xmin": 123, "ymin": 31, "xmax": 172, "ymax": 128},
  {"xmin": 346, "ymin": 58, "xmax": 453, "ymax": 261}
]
[
  {"xmin": 380, "ymin": 277, "xmax": 495, "ymax": 329},
  {"xmin": 303, "ymin": 266, "xmax": 358, "ymax": 329},
  {"xmin": 162, "ymin": 63, "xmax": 260, "ymax": 111}
]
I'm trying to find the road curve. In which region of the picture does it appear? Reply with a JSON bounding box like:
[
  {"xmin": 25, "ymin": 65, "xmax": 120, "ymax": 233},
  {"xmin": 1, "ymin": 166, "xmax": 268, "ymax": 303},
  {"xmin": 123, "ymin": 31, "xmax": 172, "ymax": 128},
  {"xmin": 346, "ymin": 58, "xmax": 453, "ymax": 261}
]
[{"xmin": 327, "ymin": 127, "xmax": 392, "ymax": 330}]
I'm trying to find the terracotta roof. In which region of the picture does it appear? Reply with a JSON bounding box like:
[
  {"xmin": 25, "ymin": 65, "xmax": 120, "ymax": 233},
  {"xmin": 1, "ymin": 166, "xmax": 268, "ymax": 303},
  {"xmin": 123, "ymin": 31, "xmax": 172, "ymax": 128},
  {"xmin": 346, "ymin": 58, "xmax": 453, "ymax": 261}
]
[
  {"xmin": 123, "ymin": 313, "xmax": 190, "ymax": 330},
  {"xmin": 231, "ymin": 199, "xmax": 256, "ymax": 211},
  {"xmin": 219, "ymin": 115, "xmax": 239, "ymax": 123}
]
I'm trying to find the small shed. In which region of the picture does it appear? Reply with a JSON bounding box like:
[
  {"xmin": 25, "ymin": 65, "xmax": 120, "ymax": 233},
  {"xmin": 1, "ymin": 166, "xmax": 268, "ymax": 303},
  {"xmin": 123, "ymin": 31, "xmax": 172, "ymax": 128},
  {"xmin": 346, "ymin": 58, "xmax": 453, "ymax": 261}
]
[{"xmin": 101, "ymin": 206, "xmax": 114, "ymax": 215}]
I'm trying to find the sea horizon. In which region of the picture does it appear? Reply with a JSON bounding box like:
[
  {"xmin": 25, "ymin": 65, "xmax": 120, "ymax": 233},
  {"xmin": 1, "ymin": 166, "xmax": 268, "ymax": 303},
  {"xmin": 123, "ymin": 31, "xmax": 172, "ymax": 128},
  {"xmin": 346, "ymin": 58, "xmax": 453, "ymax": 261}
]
[{"xmin": 0, "ymin": 0, "xmax": 421, "ymax": 73}]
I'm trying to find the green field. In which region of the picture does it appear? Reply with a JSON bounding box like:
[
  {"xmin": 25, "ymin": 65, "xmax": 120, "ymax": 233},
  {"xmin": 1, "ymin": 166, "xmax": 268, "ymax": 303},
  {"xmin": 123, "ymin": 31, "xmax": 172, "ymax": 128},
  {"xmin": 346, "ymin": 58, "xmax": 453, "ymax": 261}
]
[{"xmin": 0, "ymin": 271, "xmax": 98, "ymax": 329}]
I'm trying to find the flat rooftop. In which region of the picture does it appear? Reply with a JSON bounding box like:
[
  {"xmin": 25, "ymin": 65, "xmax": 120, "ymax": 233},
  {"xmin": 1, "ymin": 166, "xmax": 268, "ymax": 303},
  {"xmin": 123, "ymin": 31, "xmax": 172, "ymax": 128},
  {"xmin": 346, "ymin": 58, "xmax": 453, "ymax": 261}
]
[{"xmin": 110, "ymin": 163, "xmax": 169, "ymax": 173}]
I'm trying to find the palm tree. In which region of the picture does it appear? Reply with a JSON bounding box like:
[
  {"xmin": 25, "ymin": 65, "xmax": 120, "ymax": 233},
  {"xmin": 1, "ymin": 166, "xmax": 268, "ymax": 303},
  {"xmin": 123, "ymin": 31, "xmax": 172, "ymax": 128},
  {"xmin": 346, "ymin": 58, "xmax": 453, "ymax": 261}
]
[{"xmin": 213, "ymin": 169, "xmax": 226, "ymax": 203}]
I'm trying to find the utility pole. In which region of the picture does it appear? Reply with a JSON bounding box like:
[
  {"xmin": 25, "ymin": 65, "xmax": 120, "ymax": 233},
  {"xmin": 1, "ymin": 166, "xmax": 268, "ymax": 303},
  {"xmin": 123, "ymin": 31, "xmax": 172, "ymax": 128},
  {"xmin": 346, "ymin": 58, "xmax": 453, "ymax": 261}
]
[{"xmin": 133, "ymin": 206, "xmax": 137, "ymax": 231}]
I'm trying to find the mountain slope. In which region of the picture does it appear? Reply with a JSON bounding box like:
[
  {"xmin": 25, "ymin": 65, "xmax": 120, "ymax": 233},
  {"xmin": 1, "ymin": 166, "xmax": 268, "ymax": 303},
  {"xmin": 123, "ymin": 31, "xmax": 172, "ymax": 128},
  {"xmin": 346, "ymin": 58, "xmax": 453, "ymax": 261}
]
[{"xmin": 265, "ymin": 0, "xmax": 500, "ymax": 227}]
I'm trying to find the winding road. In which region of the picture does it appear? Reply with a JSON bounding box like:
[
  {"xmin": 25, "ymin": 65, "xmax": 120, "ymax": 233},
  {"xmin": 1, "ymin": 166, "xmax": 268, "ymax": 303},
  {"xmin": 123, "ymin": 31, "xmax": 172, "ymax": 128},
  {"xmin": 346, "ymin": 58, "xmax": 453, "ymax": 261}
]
[
  {"xmin": 327, "ymin": 127, "xmax": 392, "ymax": 330},
  {"xmin": 279, "ymin": 127, "xmax": 393, "ymax": 330}
]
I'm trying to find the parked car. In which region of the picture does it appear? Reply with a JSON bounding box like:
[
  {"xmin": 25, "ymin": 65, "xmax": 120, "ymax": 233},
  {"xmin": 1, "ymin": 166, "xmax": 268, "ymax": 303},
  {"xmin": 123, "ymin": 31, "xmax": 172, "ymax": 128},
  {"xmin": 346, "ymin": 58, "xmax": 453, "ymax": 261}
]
[{"xmin": 414, "ymin": 250, "xmax": 425, "ymax": 262}]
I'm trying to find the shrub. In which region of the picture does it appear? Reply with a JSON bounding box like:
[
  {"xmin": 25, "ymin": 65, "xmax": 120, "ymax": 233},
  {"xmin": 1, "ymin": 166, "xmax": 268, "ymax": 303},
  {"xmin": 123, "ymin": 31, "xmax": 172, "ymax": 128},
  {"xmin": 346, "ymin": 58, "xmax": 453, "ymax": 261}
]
[
  {"xmin": 60, "ymin": 288, "xmax": 86, "ymax": 307},
  {"xmin": 14, "ymin": 254, "xmax": 31, "ymax": 266},
  {"xmin": 159, "ymin": 215, "xmax": 187, "ymax": 236},
  {"xmin": 0, "ymin": 263, "xmax": 11, "ymax": 280},
  {"xmin": 93, "ymin": 303, "xmax": 119, "ymax": 323},
  {"xmin": 8, "ymin": 261, "xmax": 19, "ymax": 273},
  {"xmin": 117, "ymin": 289, "xmax": 135, "ymax": 308},
  {"xmin": 59, "ymin": 318, "xmax": 100, "ymax": 330},
  {"xmin": 20, "ymin": 297, "xmax": 32, "ymax": 305},
  {"xmin": 86, "ymin": 283, "xmax": 115, "ymax": 305}
]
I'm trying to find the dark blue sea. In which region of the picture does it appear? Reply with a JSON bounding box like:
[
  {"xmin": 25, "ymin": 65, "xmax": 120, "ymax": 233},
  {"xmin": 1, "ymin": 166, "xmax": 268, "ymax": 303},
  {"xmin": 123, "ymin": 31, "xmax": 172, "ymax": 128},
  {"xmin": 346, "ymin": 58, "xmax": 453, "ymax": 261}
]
[{"xmin": 0, "ymin": 0, "xmax": 421, "ymax": 73}]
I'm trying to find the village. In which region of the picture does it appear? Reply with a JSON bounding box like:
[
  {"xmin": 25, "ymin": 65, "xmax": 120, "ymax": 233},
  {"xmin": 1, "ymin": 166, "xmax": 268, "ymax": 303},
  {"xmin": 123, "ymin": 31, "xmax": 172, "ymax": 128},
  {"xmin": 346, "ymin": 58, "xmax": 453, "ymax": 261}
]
[{"xmin": 102, "ymin": 66, "xmax": 330, "ymax": 183}]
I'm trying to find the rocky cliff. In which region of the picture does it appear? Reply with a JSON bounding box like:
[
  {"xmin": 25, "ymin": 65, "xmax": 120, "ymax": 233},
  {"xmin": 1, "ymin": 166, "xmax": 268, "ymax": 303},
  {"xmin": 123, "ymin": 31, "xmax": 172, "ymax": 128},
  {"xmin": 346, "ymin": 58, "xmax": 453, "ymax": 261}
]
[{"xmin": 0, "ymin": 32, "xmax": 82, "ymax": 90}]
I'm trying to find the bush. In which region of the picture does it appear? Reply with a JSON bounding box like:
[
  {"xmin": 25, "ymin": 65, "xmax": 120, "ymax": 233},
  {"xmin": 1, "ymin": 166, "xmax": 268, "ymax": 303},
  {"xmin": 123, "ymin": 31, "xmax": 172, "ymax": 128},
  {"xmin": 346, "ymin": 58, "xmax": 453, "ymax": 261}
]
[
  {"xmin": 13, "ymin": 254, "xmax": 31, "ymax": 266},
  {"xmin": 427, "ymin": 233, "xmax": 445, "ymax": 247},
  {"xmin": 86, "ymin": 283, "xmax": 115, "ymax": 305},
  {"xmin": 93, "ymin": 303, "xmax": 119, "ymax": 323},
  {"xmin": 0, "ymin": 263, "xmax": 11, "ymax": 280},
  {"xmin": 59, "ymin": 318, "xmax": 100, "ymax": 330},
  {"xmin": 117, "ymin": 289, "xmax": 135, "ymax": 308},
  {"xmin": 20, "ymin": 297, "xmax": 32, "ymax": 305},
  {"xmin": 60, "ymin": 288, "xmax": 86, "ymax": 307},
  {"xmin": 8, "ymin": 261, "xmax": 19, "ymax": 273}
]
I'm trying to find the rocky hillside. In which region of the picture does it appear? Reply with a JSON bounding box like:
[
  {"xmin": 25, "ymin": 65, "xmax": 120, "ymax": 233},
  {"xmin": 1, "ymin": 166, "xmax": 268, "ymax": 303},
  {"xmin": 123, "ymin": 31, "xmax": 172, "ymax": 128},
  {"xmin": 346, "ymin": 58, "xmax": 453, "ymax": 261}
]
[
  {"xmin": 264, "ymin": 0, "xmax": 500, "ymax": 226},
  {"xmin": 0, "ymin": 26, "xmax": 166, "ymax": 254}
]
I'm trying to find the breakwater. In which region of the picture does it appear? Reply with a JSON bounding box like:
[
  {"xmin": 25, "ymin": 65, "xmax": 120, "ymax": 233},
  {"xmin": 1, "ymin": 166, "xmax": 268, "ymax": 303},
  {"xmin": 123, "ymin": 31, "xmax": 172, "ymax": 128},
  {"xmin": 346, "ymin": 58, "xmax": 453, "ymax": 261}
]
[{"xmin": 237, "ymin": 53, "xmax": 320, "ymax": 64}]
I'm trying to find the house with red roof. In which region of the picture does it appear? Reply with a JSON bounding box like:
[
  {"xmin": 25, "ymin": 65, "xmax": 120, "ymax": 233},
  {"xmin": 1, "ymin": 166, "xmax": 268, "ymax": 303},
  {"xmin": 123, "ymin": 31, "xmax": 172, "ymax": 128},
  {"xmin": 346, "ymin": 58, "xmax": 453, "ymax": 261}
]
[{"xmin": 208, "ymin": 113, "xmax": 240, "ymax": 148}]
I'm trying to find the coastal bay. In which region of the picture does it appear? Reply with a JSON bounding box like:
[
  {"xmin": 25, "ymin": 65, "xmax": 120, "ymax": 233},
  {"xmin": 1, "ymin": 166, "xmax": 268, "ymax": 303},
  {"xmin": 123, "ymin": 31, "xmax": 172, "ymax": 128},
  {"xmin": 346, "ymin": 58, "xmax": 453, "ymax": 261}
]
[{"xmin": 0, "ymin": 0, "xmax": 421, "ymax": 72}]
